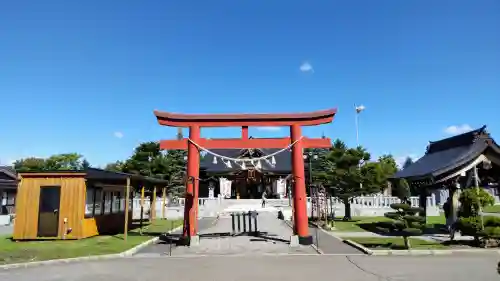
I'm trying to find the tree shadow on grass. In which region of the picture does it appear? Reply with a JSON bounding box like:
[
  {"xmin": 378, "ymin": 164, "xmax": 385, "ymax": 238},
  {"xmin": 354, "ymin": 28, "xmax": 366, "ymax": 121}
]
[{"xmin": 356, "ymin": 222, "xmax": 449, "ymax": 237}]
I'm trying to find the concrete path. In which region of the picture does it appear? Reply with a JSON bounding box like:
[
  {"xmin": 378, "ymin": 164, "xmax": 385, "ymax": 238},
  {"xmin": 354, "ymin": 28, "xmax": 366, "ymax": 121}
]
[
  {"xmin": 169, "ymin": 212, "xmax": 316, "ymax": 256},
  {"xmin": 2, "ymin": 254, "xmax": 499, "ymax": 281},
  {"xmin": 309, "ymin": 227, "xmax": 363, "ymax": 254},
  {"xmin": 0, "ymin": 225, "xmax": 13, "ymax": 236},
  {"xmin": 136, "ymin": 217, "xmax": 216, "ymax": 255}
]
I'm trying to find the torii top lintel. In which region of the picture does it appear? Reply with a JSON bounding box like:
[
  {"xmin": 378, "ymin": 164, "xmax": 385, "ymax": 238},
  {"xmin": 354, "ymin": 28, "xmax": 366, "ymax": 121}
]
[{"xmin": 153, "ymin": 108, "xmax": 337, "ymax": 127}]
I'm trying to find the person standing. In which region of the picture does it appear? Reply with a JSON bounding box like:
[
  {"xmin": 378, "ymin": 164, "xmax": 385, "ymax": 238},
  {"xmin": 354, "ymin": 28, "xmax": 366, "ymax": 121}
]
[{"xmin": 261, "ymin": 190, "xmax": 267, "ymax": 208}]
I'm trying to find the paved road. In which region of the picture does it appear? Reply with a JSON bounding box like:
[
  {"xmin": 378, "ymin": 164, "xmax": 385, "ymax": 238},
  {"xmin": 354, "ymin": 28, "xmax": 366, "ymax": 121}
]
[{"xmin": 1, "ymin": 254, "xmax": 498, "ymax": 281}]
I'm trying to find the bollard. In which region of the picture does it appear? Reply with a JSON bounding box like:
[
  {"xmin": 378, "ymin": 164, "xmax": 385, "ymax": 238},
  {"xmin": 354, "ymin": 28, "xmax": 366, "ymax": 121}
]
[
  {"xmin": 253, "ymin": 212, "xmax": 259, "ymax": 234},
  {"xmin": 242, "ymin": 212, "xmax": 247, "ymax": 233},
  {"xmin": 231, "ymin": 213, "xmax": 236, "ymax": 233},
  {"xmin": 237, "ymin": 212, "xmax": 241, "ymax": 232},
  {"xmin": 248, "ymin": 211, "xmax": 253, "ymax": 233}
]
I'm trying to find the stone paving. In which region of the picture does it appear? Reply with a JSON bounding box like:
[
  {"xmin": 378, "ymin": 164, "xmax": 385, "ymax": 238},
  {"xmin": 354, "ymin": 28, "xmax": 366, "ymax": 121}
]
[
  {"xmin": 308, "ymin": 226, "xmax": 363, "ymax": 254},
  {"xmin": 165, "ymin": 212, "xmax": 317, "ymax": 256},
  {"xmin": 2, "ymin": 254, "xmax": 499, "ymax": 281}
]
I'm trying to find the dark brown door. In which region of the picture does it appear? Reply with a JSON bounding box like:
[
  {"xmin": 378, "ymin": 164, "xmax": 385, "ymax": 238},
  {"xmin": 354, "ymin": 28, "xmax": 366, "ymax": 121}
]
[{"xmin": 37, "ymin": 186, "xmax": 61, "ymax": 237}]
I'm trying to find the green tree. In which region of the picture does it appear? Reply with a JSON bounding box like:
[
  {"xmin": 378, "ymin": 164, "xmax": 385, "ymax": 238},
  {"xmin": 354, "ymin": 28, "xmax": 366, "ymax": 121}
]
[
  {"xmin": 14, "ymin": 153, "xmax": 87, "ymax": 171},
  {"xmin": 152, "ymin": 150, "xmax": 187, "ymax": 197},
  {"xmin": 121, "ymin": 141, "xmax": 162, "ymax": 176},
  {"xmin": 393, "ymin": 178, "xmax": 411, "ymax": 201},
  {"xmin": 315, "ymin": 140, "xmax": 379, "ymax": 220},
  {"xmin": 82, "ymin": 159, "xmax": 91, "ymax": 169},
  {"xmin": 104, "ymin": 161, "xmax": 126, "ymax": 172},
  {"xmin": 377, "ymin": 154, "xmax": 398, "ymax": 181},
  {"xmin": 13, "ymin": 157, "xmax": 46, "ymax": 172},
  {"xmin": 119, "ymin": 141, "xmax": 187, "ymax": 196}
]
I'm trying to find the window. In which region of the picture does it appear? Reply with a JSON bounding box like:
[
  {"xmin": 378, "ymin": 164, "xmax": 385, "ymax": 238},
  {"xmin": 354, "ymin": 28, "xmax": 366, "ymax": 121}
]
[
  {"xmin": 85, "ymin": 187, "xmax": 95, "ymax": 216},
  {"xmin": 104, "ymin": 191, "xmax": 112, "ymax": 214},
  {"xmin": 112, "ymin": 192, "xmax": 120, "ymax": 213},
  {"xmin": 85, "ymin": 187, "xmax": 128, "ymax": 216},
  {"xmin": 94, "ymin": 189, "xmax": 102, "ymax": 215},
  {"xmin": 1, "ymin": 191, "xmax": 16, "ymax": 215},
  {"xmin": 85, "ymin": 186, "xmax": 104, "ymax": 217}
]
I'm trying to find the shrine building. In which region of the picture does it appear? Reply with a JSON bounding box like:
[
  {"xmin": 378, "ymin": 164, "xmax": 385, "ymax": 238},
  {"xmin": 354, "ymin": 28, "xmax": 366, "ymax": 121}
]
[{"xmin": 199, "ymin": 148, "xmax": 293, "ymax": 199}]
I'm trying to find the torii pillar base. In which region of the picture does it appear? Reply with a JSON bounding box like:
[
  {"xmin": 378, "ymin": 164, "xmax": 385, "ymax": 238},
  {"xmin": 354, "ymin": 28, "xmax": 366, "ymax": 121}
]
[
  {"xmin": 290, "ymin": 235, "xmax": 313, "ymax": 247},
  {"xmin": 179, "ymin": 235, "xmax": 200, "ymax": 246},
  {"xmin": 298, "ymin": 235, "xmax": 313, "ymax": 245}
]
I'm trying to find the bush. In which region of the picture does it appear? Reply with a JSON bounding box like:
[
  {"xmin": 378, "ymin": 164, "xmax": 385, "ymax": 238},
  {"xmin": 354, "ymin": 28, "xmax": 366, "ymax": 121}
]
[
  {"xmin": 384, "ymin": 202, "xmax": 425, "ymax": 249},
  {"xmin": 480, "ymin": 226, "xmax": 500, "ymax": 239},
  {"xmin": 456, "ymin": 216, "xmax": 482, "ymax": 236},
  {"xmin": 459, "ymin": 188, "xmax": 495, "ymax": 217},
  {"xmin": 484, "ymin": 216, "xmax": 500, "ymax": 227}
]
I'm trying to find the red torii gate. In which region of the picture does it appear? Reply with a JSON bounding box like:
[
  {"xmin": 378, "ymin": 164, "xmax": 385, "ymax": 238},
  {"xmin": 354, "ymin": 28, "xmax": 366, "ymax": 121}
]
[{"xmin": 154, "ymin": 108, "xmax": 337, "ymax": 245}]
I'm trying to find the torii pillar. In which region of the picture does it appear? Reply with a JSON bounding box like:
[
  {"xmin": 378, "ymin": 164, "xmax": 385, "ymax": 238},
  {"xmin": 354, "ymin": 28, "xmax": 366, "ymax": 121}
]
[{"xmin": 154, "ymin": 108, "xmax": 337, "ymax": 246}]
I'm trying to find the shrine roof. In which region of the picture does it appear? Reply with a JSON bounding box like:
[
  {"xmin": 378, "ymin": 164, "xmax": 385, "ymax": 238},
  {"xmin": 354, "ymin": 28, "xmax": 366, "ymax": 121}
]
[
  {"xmin": 154, "ymin": 108, "xmax": 337, "ymax": 127},
  {"xmin": 392, "ymin": 125, "xmax": 500, "ymax": 181}
]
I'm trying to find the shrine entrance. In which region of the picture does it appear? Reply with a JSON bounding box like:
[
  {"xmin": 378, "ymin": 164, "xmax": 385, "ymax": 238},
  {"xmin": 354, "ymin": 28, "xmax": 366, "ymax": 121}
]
[{"xmin": 154, "ymin": 108, "xmax": 337, "ymax": 246}]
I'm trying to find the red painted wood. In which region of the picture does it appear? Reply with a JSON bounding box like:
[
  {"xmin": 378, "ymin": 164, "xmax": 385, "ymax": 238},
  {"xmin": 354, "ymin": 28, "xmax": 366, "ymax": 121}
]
[
  {"xmin": 183, "ymin": 125, "xmax": 200, "ymax": 238},
  {"xmin": 160, "ymin": 137, "xmax": 332, "ymax": 150},
  {"xmin": 290, "ymin": 124, "xmax": 310, "ymax": 239},
  {"xmin": 154, "ymin": 108, "xmax": 337, "ymax": 127},
  {"xmin": 242, "ymin": 126, "xmax": 249, "ymax": 140}
]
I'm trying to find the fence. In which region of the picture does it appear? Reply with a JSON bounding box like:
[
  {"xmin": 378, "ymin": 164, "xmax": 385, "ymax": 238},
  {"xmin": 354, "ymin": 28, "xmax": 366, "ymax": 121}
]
[{"xmin": 132, "ymin": 194, "xmax": 440, "ymax": 219}]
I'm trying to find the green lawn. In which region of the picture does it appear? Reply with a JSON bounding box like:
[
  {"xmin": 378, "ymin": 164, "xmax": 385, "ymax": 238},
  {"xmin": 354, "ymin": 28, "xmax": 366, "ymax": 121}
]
[
  {"xmin": 331, "ymin": 216, "xmax": 393, "ymax": 232},
  {"xmin": 331, "ymin": 215, "xmax": 446, "ymax": 232},
  {"xmin": 345, "ymin": 237, "xmax": 447, "ymax": 250},
  {"xmin": 483, "ymin": 205, "xmax": 500, "ymax": 213},
  {"xmin": 0, "ymin": 219, "xmax": 182, "ymax": 265}
]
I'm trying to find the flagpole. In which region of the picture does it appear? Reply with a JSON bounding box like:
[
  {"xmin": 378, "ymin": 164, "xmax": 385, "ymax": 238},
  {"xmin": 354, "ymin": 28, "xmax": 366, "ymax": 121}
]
[{"xmin": 355, "ymin": 104, "xmax": 359, "ymax": 147}]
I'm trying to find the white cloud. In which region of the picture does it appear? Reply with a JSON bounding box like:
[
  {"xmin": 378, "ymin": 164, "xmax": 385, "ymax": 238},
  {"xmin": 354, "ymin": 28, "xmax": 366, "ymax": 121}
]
[
  {"xmin": 444, "ymin": 124, "xmax": 473, "ymax": 135},
  {"xmin": 255, "ymin": 126, "xmax": 282, "ymax": 132},
  {"xmin": 113, "ymin": 131, "xmax": 124, "ymax": 139},
  {"xmin": 299, "ymin": 61, "xmax": 314, "ymax": 73}
]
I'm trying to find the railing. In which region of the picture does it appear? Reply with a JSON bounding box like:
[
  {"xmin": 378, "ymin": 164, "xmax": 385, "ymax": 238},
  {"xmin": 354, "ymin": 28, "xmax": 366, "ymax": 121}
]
[{"xmin": 133, "ymin": 194, "xmax": 437, "ymax": 209}]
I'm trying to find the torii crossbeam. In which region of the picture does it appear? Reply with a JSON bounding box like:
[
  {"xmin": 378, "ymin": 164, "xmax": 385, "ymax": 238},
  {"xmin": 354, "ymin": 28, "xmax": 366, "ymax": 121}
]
[{"xmin": 154, "ymin": 108, "xmax": 337, "ymax": 246}]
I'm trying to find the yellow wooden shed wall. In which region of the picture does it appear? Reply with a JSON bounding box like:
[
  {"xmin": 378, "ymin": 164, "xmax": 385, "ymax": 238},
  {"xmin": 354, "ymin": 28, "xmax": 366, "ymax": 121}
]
[{"xmin": 13, "ymin": 176, "xmax": 86, "ymax": 240}]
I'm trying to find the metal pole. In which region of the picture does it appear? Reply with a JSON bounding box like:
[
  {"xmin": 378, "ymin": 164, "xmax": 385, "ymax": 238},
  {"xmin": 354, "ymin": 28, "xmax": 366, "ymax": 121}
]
[
  {"xmin": 242, "ymin": 212, "xmax": 247, "ymax": 233},
  {"xmin": 237, "ymin": 212, "xmax": 241, "ymax": 232},
  {"xmin": 231, "ymin": 213, "xmax": 236, "ymax": 233},
  {"xmin": 355, "ymin": 104, "xmax": 359, "ymax": 147},
  {"xmin": 355, "ymin": 106, "xmax": 362, "ymax": 189},
  {"xmin": 248, "ymin": 211, "xmax": 253, "ymax": 233}
]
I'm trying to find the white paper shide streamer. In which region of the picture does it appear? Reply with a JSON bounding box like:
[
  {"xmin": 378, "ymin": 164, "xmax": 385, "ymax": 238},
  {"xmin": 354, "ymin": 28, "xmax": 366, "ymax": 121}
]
[{"xmin": 189, "ymin": 136, "xmax": 304, "ymax": 172}]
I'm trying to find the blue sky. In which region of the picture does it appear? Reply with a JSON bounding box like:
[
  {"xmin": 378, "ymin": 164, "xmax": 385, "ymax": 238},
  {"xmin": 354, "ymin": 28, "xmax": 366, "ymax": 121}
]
[{"xmin": 1, "ymin": 1, "xmax": 499, "ymax": 167}]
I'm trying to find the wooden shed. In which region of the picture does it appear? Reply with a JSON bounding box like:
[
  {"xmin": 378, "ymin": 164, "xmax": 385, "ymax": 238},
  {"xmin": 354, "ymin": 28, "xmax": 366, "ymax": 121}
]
[{"xmin": 13, "ymin": 168, "xmax": 168, "ymax": 240}]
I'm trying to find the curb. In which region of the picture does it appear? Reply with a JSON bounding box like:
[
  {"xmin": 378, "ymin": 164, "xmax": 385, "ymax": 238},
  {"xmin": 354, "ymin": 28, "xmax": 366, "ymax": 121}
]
[
  {"xmin": 313, "ymin": 227, "xmax": 500, "ymax": 256},
  {"xmin": 283, "ymin": 220, "xmax": 324, "ymax": 255},
  {"xmin": 0, "ymin": 225, "xmax": 183, "ymax": 270},
  {"xmin": 342, "ymin": 239, "xmax": 500, "ymax": 256},
  {"xmin": 343, "ymin": 239, "xmax": 373, "ymax": 255}
]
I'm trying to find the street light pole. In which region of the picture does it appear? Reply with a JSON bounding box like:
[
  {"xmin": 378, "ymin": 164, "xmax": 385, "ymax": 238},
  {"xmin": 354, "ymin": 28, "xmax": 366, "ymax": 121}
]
[
  {"xmin": 354, "ymin": 104, "xmax": 365, "ymax": 147},
  {"xmin": 355, "ymin": 104, "xmax": 365, "ymax": 190}
]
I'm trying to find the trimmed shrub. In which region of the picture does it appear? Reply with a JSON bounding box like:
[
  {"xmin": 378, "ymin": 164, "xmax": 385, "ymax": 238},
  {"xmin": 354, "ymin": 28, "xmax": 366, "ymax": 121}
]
[{"xmin": 384, "ymin": 203, "xmax": 425, "ymax": 249}]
